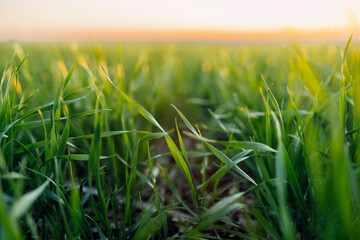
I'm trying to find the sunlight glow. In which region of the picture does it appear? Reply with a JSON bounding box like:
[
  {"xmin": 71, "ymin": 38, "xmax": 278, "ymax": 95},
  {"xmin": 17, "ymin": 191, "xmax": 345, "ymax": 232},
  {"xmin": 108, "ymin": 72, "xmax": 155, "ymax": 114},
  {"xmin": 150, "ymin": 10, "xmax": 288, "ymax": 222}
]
[{"xmin": 0, "ymin": 0, "xmax": 359, "ymax": 41}]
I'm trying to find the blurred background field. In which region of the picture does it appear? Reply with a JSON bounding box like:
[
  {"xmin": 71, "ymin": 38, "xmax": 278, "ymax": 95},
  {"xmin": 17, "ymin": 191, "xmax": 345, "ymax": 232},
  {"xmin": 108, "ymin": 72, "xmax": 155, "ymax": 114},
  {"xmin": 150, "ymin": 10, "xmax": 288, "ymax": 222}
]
[{"xmin": 0, "ymin": 42, "xmax": 352, "ymax": 125}]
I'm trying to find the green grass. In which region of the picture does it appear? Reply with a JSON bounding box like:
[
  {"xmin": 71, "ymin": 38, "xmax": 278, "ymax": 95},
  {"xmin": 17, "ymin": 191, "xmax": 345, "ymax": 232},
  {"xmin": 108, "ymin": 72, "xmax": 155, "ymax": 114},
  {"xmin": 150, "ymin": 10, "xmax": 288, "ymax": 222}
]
[{"xmin": 1, "ymin": 39, "xmax": 360, "ymax": 239}]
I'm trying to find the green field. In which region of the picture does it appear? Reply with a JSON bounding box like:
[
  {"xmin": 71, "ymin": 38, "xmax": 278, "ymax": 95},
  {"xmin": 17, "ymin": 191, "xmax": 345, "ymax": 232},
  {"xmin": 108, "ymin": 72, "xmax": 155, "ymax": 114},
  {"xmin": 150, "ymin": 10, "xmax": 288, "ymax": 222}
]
[{"xmin": 1, "ymin": 39, "xmax": 360, "ymax": 239}]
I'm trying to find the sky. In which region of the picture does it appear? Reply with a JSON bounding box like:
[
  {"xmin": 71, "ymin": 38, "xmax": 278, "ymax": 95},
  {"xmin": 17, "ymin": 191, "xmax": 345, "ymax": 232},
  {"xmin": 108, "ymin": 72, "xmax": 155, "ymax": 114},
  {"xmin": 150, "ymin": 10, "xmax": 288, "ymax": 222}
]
[{"xmin": 0, "ymin": 0, "xmax": 359, "ymax": 41}]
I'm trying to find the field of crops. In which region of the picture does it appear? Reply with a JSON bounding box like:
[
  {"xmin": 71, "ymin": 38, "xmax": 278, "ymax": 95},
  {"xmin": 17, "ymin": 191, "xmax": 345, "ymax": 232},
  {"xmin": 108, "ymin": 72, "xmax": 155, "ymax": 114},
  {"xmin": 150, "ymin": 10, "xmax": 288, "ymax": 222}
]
[{"xmin": 1, "ymin": 38, "xmax": 360, "ymax": 239}]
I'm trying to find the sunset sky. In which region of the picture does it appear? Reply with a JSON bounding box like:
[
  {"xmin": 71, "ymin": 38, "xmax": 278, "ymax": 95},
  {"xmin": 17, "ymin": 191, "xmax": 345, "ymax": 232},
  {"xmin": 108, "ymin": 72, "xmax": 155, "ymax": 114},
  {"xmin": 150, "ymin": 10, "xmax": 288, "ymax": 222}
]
[{"xmin": 0, "ymin": 0, "xmax": 359, "ymax": 41}]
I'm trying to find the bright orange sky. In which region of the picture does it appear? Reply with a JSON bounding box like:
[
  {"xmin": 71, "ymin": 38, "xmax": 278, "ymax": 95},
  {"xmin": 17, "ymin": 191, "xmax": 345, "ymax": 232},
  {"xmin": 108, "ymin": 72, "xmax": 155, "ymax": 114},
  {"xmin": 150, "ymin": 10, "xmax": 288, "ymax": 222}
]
[{"xmin": 0, "ymin": 0, "xmax": 359, "ymax": 41}]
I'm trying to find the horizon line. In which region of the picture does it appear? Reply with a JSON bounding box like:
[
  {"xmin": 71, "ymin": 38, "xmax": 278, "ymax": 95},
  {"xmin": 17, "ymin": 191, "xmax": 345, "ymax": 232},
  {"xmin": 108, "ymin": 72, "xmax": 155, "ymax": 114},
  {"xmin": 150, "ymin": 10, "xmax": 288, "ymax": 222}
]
[{"xmin": 1, "ymin": 27, "xmax": 359, "ymax": 42}]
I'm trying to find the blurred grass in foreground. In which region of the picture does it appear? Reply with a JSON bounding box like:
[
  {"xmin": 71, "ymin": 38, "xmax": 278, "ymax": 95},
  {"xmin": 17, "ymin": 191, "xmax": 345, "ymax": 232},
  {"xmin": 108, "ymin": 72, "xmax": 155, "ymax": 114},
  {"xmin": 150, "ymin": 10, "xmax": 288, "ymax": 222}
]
[{"xmin": 1, "ymin": 39, "xmax": 360, "ymax": 239}]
